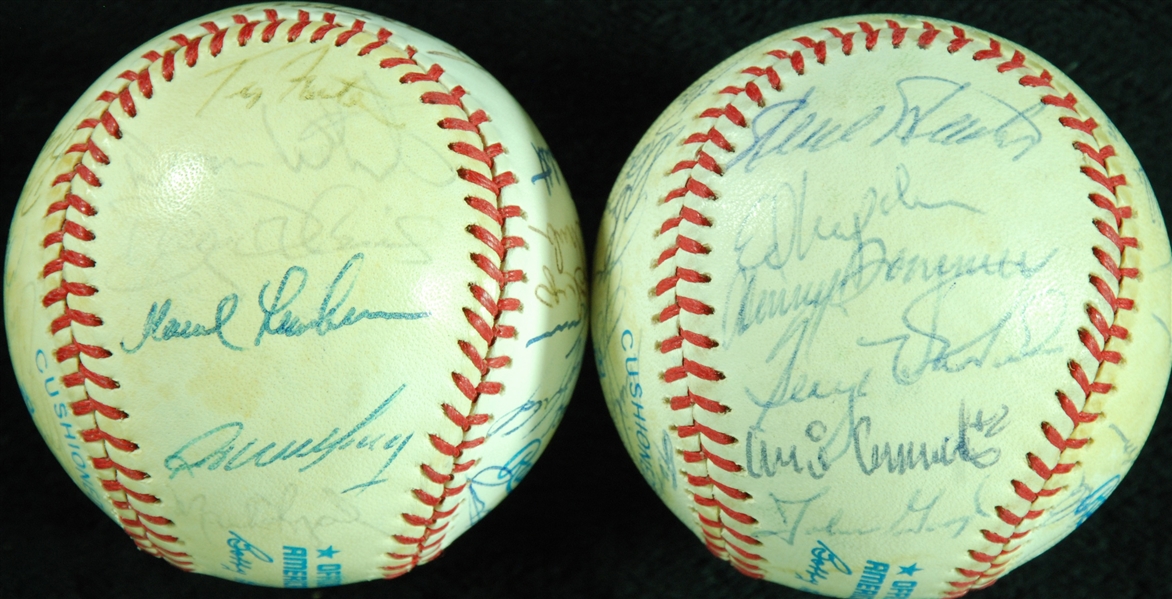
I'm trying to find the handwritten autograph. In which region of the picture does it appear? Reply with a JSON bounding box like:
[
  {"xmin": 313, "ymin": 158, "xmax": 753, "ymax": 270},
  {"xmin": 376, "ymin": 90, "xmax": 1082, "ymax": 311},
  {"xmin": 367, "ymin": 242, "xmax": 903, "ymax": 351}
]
[
  {"xmin": 164, "ymin": 385, "xmax": 414, "ymax": 495},
  {"xmin": 466, "ymin": 439, "xmax": 542, "ymax": 525},
  {"xmin": 254, "ymin": 252, "xmax": 428, "ymax": 346},
  {"xmin": 122, "ymin": 295, "xmax": 243, "ymax": 353},
  {"xmin": 762, "ymin": 487, "xmax": 974, "ymax": 547},
  {"xmin": 122, "ymin": 252, "xmax": 429, "ymax": 353},
  {"xmin": 746, "ymin": 398, "xmax": 1009, "ymax": 480},
  {"xmin": 728, "ymin": 76, "xmax": 1045, "ymax": 173},
  {"xmin": 495, "ymin": 331, "xmax": 584, "ymax": 439},
  {"xmin": 724, "ymin": 165, "xmax": 1056, "ymax": 427}
]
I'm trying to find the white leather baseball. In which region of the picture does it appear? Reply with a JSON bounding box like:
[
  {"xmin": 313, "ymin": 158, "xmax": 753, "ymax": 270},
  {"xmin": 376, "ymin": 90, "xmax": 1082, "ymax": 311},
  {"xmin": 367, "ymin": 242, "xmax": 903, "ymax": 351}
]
[
  {"xmin": 593, "ymin": 14, "xmax": 1170, "ymax": 598},
  {"xmin": 5, "ymin": 3, "xmax": 586, "ymax": 587}
]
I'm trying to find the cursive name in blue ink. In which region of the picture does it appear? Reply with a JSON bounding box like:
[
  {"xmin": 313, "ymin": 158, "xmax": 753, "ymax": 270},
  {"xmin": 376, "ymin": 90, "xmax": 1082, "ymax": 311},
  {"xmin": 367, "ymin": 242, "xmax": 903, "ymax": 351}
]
[
  {"xmin": 164, "ymin": 385, "xmax": 413, "ymax": 494},
  {"xmin": 729, "ymin": 77, "xmax": 1045, "ymax": 173},
  {"xmin": 746, "ymin": 397, "xmax": 1008, "ymax": 480},
  {"xmin": 727, "ymin": 165, "xmax": 988, "ymax": 342},
  {"xmin": 254, "ymin": 252, "xmax": 429, "ymax": 346},
  {"xmin": 725, "ymin": 166, "xmax": 1055, "ymax": 419},
  {"xmin": 760, "ymin": 487, "xmax": 975, "ymax": 547},
  {"xmin": 493, "ymin": 331, "xmax": 584, "ymax": 440},
  {"xmin": 859, "ymin": 283, "xmax": 1065, "ymax": 386},
  {"xmin": 852, "ymin": 400, "xmax": 1007, "ymax": 475},
  {"xmin": 122, "ymin": 295, "xmax": 243, "ymax": 353},
  {"xmin": 465, "ymin": 438, "xmax": 541, "ymax": 525}
]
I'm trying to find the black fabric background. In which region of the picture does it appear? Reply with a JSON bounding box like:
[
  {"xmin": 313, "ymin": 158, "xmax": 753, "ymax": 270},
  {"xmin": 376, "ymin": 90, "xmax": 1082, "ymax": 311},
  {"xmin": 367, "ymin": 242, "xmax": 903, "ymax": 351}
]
[{"xmin": 2, "ymin": 1, "xmax": 1169, "ymax": 598}]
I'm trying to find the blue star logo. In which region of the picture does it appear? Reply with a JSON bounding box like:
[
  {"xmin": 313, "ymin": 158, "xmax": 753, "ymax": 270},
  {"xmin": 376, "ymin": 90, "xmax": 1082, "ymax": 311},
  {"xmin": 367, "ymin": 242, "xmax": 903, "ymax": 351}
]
[
  {"xmin": 899, "ymin": 563, "xmax": 922, "ymax": 577},
  {"xmin": 317, "ymin": 546, "xmax": 339, "ymax": 559}
]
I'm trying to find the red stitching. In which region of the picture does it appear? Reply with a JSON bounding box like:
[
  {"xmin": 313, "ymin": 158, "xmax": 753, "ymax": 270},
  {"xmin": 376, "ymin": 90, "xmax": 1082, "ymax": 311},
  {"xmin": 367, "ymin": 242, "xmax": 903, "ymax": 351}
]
[
  {"xmin": 973, "ymin": 38, "xmax": 1004, "ymax": 61},
  {"xmin": 859, "ymin": 22, "xmax": 880, "ymax": 50},
  {"xmin": 202, "ymin": 22, "xmax": 228, "ymax": 57},
  {"xmin": 37, "ymin": 18, "xmax": 252, "ymax": 569},
  {"xmin": 379, "ymin": 42, "xmax": 524, "ymax": 579},
  {"xmin": 887, "ymin": 20, "xmax": 909, "ymax": 48},
  {"xmin": 826, "ymin": 28, "xmax": 855, "ymax": 55},
  {"xmin": 286, "ymin": 9, "xmax": 313, "ymax": 42},
  {"xmin": 793, "ymin": 36, "xmax": 827, "ymax": 64},
  {"xmin": 917, "ymin": 22, "xmax": 942, "ymax": 48},
  {"xmin": 948, "ymin": 26, "xmax": 973, "ymax": 53},
  {"xmin": 32, "ymin": 9, "xmax": 440, "ymax": 574},
  {"xmin": 655, "ymin": 19, "xmax": 1142, "ymax": 588},
  {"xmin": 997, "ymin": 50, "xmax": 1028, "ymax": 73},
  {"xmin": 358, "ymin": 27, "xmax": 393, "ymax": 56},
  {"xmin": 260, "ymin": 10, "xmax": 284, "ymax": 43},
  {"xmin": 42, "ymin": 247, "xmax": 94, "ymax": 276},
  {"xmin": 934, "ymin": 26, "xmax": 1134, "ymax": 595},
  {"xmin": 655, "ymin": 41, "xmax": 776, "ymax": 573}
]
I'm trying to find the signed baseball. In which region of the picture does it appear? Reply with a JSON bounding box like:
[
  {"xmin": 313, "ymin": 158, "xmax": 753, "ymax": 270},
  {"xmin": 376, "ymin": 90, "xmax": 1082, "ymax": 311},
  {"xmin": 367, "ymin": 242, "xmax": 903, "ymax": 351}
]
[
  {"xmin": 593, "ymin": 14, "xmax": 1170, "ymax": 598},
  {"xmin": 5, "ymin": 3, "xmax": 586, "ymax": 587}
]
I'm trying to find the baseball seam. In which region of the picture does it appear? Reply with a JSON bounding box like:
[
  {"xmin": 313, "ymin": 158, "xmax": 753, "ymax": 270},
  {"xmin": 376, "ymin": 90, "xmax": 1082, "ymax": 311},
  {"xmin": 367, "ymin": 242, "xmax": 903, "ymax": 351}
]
[
  {"xmin": 37, "ymin": 7, "xmax": 527, "ymax": 578},
  {"xmin": 656, "ymin": 18, "xmax": 1139, "ymax": 595},
  {"xmin": 381, "ymin": 46, "xmax": 525, "ymax": 578},
  {"xmin": 942, "ymin": 53, "xmax": 1136, "ymax": 598},
  {"xmin": 656, "ymin": 62, "xmax": 764, "ymax": 579}
]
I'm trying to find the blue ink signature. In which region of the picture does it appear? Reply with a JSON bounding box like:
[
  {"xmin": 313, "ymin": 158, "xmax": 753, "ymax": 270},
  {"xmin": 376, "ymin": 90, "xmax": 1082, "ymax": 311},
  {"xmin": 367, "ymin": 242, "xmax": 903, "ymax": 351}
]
[
  {"xmin": 122, "ymin": 295, "xmax": 243, "ymax": 353},
  {"xmin": 464, "ymin": 329, "xmax": 584, "ymax": 524},
  {"xmin": 795, "ymin": 540, "xmax": 852, "ymax": 585},
  {"xmin": 859, "ymin": 284, "xmax": 1065, "ymax": 386},
  {"xmin": 466, "ymin": 439, "xmax": 542, "ymax": 525},
  {"xmin": 223, "ymin": 531, "xmax": 273, "ymax": 577},
  {"xmin": 1044, "ymin": 474, "xmax": 1123, "ymax": 528},
  {"xmin": 493, "ymin": 331, "xmax": 584, "ymax": 439},
  {"xmin": 1073, "ymin": 476, "xmax": 1121, "ymax": 527},
  {"xmin": 254, "ymin": 252, "xmax": 429, "ymax": 346},
  {"xmin": 164, "ymin": 385, "xmax": 413, "ymax": 495},
  {"xmin": 728, "ymin": 77, "xmax": 1045, "ymax": 173},
  {"xmin": 122, "ymin": 253, "xmax": 429, "ymax": 353},
  {"xmin": 530, "ymin": 144, "xmax": 563, "ymax": 195},
  {"xmin": 525, "ymin": 318, "xmax": 583, "ymax": 347},
  {"xmin": 724, "ymin": 166, "xmax": 1055, "ymax": 427},
  {"xmin": 746, "ymin": 396, "xmax": 1008, "ymax": 480},
  {"xmin": 761, "ymin": 487, "xmax": 973, "ymax": 548}
]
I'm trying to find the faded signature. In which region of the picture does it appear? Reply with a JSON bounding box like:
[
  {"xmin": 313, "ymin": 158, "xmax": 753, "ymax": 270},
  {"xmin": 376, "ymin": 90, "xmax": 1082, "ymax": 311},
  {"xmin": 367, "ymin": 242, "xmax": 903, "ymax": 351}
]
[
  {"xmin": 724, "ymin": 165, "xmax": 1056, "ymax": 428},
  {"xmin": 761, "ymin": 486, "xmax": 975, "ymax": 547},
  {"xmin": 728, "ymin": 76, "xmax": 1045, "ymax": 173}
]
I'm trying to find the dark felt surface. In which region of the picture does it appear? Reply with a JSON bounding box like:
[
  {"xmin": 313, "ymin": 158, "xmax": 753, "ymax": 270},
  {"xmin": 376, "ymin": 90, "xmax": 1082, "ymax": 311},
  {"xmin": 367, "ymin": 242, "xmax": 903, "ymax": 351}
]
[{"xmin": 2, "ymin": 1, "xmax": 1169, "ymax": 598}]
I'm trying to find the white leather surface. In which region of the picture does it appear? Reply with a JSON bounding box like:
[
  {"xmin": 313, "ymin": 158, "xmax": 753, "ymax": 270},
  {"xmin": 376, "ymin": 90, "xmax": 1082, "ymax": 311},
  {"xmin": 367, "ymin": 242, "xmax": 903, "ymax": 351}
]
[
  {"xmin": 5, "ymin": 3, "xmax": 585, "ymax": 587},
  {"xmin": 593, "ymin": 15, "xmax": 1170, "ymax": 598}
]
